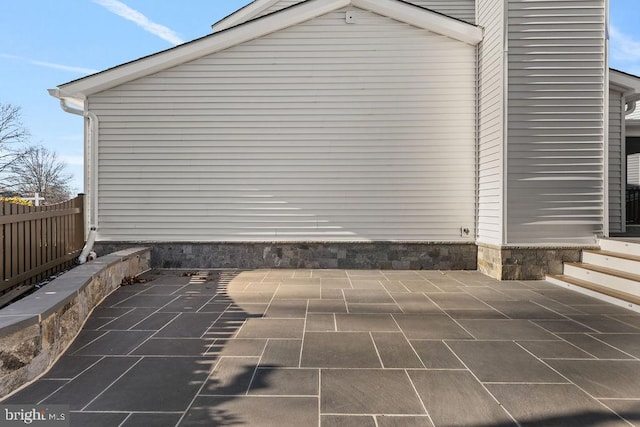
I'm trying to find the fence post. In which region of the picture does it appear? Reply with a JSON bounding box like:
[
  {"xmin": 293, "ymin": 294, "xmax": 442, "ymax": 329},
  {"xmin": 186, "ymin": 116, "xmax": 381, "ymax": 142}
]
[{"xmin": 75, "ymin": 194, "xmax": 86, "ymax": 249}]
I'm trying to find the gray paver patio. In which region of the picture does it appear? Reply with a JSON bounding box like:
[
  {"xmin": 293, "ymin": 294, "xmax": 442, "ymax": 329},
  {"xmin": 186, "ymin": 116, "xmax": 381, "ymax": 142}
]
[{"xmin": 2, "ymin": 269, "xmax": 640, "ymax": 426}]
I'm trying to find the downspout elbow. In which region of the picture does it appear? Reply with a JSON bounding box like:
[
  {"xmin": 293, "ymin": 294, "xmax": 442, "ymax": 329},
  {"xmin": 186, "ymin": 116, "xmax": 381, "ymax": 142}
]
[
  {"xmin": 60, "ymin": 100, "xmax": 84, "ymax": 116},
  {"xmin": 78, "ymin": 227, "xmax": 97, "ymax": 264},
  {"xmin": 49, "ymin": 91, "xmax": 84, "ymax": 117}
]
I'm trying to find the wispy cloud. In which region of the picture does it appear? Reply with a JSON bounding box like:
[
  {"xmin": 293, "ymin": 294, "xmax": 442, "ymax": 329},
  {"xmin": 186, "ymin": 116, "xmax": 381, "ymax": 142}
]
[
  {"xmin": 93, "ymin": 0, "xmax": 184, "ymax": 45},
  {"xmin": 610, "ymin": 26, "xmax": 640, "ymax": 75},
  {"xmin": 0, "ymin": 53, "xmax": 98, "ymax": 74}
]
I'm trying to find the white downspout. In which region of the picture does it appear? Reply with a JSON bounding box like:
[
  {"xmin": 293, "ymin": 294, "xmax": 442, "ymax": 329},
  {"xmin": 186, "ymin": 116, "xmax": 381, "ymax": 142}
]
[{"xmin": 54, "ymin": 94, "xmax": 99, "ymax": 264}]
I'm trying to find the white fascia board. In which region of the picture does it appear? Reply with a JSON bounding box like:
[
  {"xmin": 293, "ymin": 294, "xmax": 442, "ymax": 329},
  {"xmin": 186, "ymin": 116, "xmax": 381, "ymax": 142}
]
[
  {"xmin": 610, "ymin": 82, "xmax": 630, "ymax": 93},
  {"xmin": 610, "ymin": 69, "xmax": 640, "ymax": 93},
  {"xmin": 352, "ymin": 0, "xmax": 483, "ymax": 45},
  {"xmin": 212, "ymin": 0, "xmax": 281, "ymax": 33},
  {"xmin": 57, "ymin": 0, "xmax": 350, "ymax": 99}
]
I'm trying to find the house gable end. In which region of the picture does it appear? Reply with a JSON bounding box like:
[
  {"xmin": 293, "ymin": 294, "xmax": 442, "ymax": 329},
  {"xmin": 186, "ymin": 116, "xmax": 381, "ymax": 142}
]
[
  {"xmin": 53, "ymin": 0, "xmax": 482, "ymax": 100},
  {"xmin": 89, "ymin": 7, "xmax": 478, "ymax": 243}
]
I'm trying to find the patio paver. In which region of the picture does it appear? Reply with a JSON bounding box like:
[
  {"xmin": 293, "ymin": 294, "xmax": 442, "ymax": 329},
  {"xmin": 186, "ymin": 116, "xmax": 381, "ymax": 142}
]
[{"xmin": 2, "ymin": 269, "xmax": 639, "ymax": 426}]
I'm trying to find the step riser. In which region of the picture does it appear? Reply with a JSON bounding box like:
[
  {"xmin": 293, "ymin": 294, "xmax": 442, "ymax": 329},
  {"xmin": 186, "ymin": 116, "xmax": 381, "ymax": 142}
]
[
  {"xmin": 546, "ymin": 276, "xmax": 640, "ymax": 313},
  {"xmin": 563, "ymin": 264, "xmax": 640, "ymax": 298},
  {"xmin": 599, "ymin": 239, "xmax": 640, "ymax": 257},
  {"xmin": 582, "ymin": 252, "xmax": 640, "ymax": 275}
]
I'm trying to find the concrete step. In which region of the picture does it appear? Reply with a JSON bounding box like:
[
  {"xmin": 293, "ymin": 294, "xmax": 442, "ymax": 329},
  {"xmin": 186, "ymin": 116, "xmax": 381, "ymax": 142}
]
[
  {"xmin": 582, "ymin": 250, "xmax": 640, "ymax": 275},
  {"xmin": 547, "ymin": 274, "xmax": 640, "ymax": 310},
  {"xmin": 563, "ymin": 262, "xmax": 640, "ymax": 298},
  {"xmin": 599, "ymin": 238, "xmax": 640, "ymax": 257}
]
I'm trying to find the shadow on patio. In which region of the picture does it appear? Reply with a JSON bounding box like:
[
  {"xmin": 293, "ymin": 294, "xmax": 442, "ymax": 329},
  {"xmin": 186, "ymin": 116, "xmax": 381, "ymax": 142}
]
[{"xmin": 2, "ymin": 269, "xmax": 640, "ymax": 426}]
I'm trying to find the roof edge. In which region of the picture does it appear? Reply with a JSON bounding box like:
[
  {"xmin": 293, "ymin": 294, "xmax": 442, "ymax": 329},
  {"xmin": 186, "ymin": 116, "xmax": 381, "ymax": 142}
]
[
  {"xmin": 56, "ymin": 0, "xmax": 482, "ymax": 99},
  {"xmin": 212, "ymin": 0, "xmax": 281, "ymax": 33},
  {"xmin": 611, "ymin": 68, "xmax": 640, "ymax": 94},
  {"xmin": 58, "ymin": 0, "xmax": 350, "ymax": 99},
  {"xmin": 353, "ymin": 0, "xmax": 482, "ymax": 45}
]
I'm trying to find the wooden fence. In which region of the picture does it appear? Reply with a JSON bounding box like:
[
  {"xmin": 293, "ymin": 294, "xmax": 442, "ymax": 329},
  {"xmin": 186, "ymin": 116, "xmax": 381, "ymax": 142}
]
[{"xmin": 1, "ymin": 195, "xmax": 85, "ymax": 306}]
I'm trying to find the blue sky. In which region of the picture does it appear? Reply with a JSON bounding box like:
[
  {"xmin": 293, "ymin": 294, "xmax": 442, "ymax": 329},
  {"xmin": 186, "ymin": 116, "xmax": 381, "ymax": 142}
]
[{"xmin": 1, "ymin": 0, "xmax": 639, "ymax": 192}]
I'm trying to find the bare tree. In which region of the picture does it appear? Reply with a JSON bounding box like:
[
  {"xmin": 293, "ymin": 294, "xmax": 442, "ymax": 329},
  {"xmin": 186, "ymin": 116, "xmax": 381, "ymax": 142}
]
[
  {"xmin": 6, "ymin": 146, "xmax": 73, "ymax": 204},
  {"xmin": 0, "ymin": 103, "xmax": 30, "ymax": 175}
]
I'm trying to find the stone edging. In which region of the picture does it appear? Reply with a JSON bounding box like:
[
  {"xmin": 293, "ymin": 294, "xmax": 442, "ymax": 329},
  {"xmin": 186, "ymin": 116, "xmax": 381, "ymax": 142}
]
[{"xmin": 0, "ymin": 247, "xmax": 150, "ymax": 398}]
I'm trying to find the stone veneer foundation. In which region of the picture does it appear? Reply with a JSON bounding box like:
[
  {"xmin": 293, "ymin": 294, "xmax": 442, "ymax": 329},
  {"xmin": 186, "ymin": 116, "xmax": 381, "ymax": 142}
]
[
  {"xmin": 95, "ymin": 242, "xmax": 478, "ymax": 271},
  {"xmin": 477, "ymin": 243, "xmax": 593, "ymax": 280},
  {"xmin": 94, "ymin": 242, "xmax": 590, "ymax": 281}
]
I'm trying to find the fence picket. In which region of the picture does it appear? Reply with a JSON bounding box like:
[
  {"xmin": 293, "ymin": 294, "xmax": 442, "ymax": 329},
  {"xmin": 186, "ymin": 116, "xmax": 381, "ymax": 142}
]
[
  {"xmin": 0, "ymin": 195, "xmax": 85, "ymax": 298},
  {"xmin": 17, "ymin": 204, "xmax": 24, "ymax": 278}
]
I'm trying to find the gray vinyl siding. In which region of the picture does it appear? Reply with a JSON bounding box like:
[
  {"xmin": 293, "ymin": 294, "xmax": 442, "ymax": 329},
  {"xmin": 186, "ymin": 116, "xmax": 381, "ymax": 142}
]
[
  {"xmin": 89, "ymin": 8, "xmax": 477, "ymax": 242},
  {"xmin": 477, "ymin": 0, "xmax": 505, "ymax": 245},
  {"xmin": 505, "ymin": 0, "xmax": 606, "ymax": 244},
  {"xmin": 609, "ymin": 89, "xmax": 624, "ymax": 233},
  {"xmin": 256, "ymin": 0, "xmax": 476, "ymax": 23}
]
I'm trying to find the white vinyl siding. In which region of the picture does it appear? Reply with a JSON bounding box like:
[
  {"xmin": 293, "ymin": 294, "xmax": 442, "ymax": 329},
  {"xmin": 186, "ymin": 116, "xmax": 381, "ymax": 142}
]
[
  {"xmin": 256, "ymin": 0, "xmax": 476, "ymax": 23},
  {"xmin": 410, "ymin": 1, "xmax": 476, "ymax": 23},
  {"xmin": 89, "ymin": 8, "xmax": 477, "ymax": 242},
  {"xmin": 477, "ymin": 0, "xmax": 505, "ymax": 245},
  {"xmin": 609, "ymin": 89, "xmax": 624, "ymax": 233},
  {"xmin": 505, "ymin": 0, "xmax": 606, "ymax": 244}
]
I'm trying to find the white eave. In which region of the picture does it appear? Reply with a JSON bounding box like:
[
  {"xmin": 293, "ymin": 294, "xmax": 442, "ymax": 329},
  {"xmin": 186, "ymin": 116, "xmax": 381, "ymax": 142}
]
[
  {"xmin": 51, "ymin": 0, "xmax": 483, "ymax": 101},
  {"xmin": 610, "ymin": 69, "xmax": 640, "ymax": 95},
  {"xmin": 610, "ymin": 69, "xmax": 640, "ymax": 137},
  {"xmin": 212, "ymin": 0, "xmax": 282, "ymax": 32}
]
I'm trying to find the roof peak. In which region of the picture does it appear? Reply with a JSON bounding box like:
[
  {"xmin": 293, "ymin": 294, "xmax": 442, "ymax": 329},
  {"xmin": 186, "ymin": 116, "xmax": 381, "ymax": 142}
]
[{"xmin": 53, "ymin": 0, "xmax": 482, "ymax": 100}]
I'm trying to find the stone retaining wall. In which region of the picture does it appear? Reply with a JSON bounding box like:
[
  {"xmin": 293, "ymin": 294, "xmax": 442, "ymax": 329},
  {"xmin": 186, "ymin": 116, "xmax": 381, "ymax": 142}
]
[
  {"xmin": 95, "ymin": 242, "xmax": 478, "ymax": 271},
  {"xmin": 0, "ymin": 247, "xmax": 150, "ymax": 398}
]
